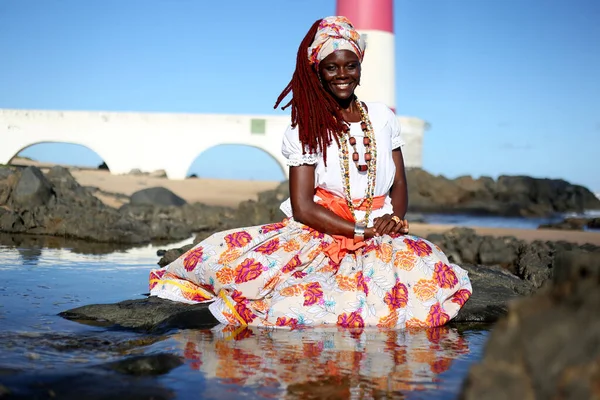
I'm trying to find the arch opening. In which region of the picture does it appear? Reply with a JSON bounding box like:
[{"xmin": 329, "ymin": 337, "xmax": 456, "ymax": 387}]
[
  {"xmin": 9, "ymin": 142, "xmax": 111, "ymax": 172},
  {"xmin": 186, "ymin": 144, "xmax": 285, "ymax": 181}
]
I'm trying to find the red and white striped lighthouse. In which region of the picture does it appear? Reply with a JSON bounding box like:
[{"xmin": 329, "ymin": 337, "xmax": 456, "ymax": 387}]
[{"xmin": 336, "ymin": 0, "xmax": 396, "ymax": 112}]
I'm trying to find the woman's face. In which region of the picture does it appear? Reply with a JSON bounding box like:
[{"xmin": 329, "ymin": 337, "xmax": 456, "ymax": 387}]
[{"xmin": 318, "ymin": 50, "xmax": 361, "ymax": 102}]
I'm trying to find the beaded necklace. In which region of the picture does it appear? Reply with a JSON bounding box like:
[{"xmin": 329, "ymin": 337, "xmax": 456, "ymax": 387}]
[{"xmin": 338, "ymin": 99, "xmax": 377, "ymax": 224}]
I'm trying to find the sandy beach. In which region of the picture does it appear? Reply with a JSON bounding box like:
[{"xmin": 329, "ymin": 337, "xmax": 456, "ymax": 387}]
[{"xmin": 10, "ymin": 158, "xmax": 600, "ymax": 245}]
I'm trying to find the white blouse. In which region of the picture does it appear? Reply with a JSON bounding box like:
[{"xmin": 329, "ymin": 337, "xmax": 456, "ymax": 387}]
[{"xmin": 280, "ymin": 102, "xmax": 405, "ymax": 225}]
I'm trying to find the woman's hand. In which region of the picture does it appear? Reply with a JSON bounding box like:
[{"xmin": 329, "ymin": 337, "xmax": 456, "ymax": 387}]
[{"xmin": 372, "ymin": 214, "xmax": 409, "ymax": 236}]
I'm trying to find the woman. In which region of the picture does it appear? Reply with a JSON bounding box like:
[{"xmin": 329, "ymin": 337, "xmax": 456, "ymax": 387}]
[{"xmin": 149, "ymin": 16, "xmax": 472, "ymax": 329}]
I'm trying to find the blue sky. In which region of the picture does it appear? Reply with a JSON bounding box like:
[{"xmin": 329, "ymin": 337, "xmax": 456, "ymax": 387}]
[{"xmin": 1, "ymin": 0, "xmax": 599, "ymax": 192}]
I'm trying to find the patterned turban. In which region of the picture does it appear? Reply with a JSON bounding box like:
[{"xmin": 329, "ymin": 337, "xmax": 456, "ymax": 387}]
[{"xmin": 307, "ymin": 16, "xmax": 366, "ymax": 66}]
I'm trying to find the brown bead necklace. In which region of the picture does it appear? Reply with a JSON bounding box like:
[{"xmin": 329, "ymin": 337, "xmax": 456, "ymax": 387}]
[{"xmin": 342, "ymin": 103, "xmax": 375, "ymax": 173}]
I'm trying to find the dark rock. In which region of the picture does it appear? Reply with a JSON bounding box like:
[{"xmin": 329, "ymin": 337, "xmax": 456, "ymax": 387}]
[
  {"xmin": 0, "ymin": 167, "xmax": 153, "ymax": 244},
  {"xmin": 0, "ymin": 362, "xmax": 177, "ymax": 400},
  {"xmin": 459, "ymin": 249, "xmax": 600, "ymax": 400},
  {"xmin": 105, "ymin": 353, "xmax": 184, "ymax": 376},
  {"xmin": 451, "ymin": 264, "xmax": 532, "ymax": 324},
  {"xmin": 232, "ymin": 181, "xmax": 289, "ymax": 226},
  {"xmin": 119, "ymin": 202, "xmax": 236, "ymax": 242},
  {"xmin": 0, "ymin": 208, "xmax": 25, "ymax": 233},
  {"xmin": 157, "ymin": 244, "xmax": 194, "ymax": 267},
  {"xmin": 478, "ymin": 236, "xmax": 520, "ymax": 274},
  {"xmin": 587, "ymin": 217, "xmax": 600, "ymax": 229},
  {"xmin": 405, "ymin": 169, "xmax": 600, "ymax": 217},
  {"xmin": 59, "ymin": 296, "xmax": 218, "ymax": 332},
  {"xmin": 0, "ymin": 330, "xmax": 166, "ymax": 354},
  {"xmin": 130, "ymin": 187, "xmax": 187, "ymax": 207},
  {"xmin": 97, "ymin": 161, "xmax": 109, "ymax": 170},
  {"xmin": 516, "ymin": 241, "xmax": 554, "ymax": 289},
  {"xmin": 10, "ymin": 166, "xmax": 54, "ymax": 208},
  {"xmin": 538, "ymin": 217, "xmax": 588, "ymax": 231},
  {"xmin": 427, "ymin": 227, "xmax": 522, "ymax": 270}
]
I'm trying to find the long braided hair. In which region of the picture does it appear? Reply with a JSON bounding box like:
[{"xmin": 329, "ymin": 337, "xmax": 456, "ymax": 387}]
[{"xmin": 274, "ymin": 19, "xmax": 350, "ymax": 165}]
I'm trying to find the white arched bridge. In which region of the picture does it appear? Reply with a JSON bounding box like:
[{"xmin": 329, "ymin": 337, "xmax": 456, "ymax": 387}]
[{"xmin": 0, "ymin": 109, "xmax": 427, "ymax": 179}]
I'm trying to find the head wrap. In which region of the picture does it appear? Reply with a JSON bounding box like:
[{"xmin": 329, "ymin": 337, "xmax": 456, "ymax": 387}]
[{"xmin": 307, "ymin": 16, "xmax": 366, "ymax": 66}]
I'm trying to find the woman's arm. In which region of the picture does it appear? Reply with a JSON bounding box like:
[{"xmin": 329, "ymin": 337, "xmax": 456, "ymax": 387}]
[
  {"xmin": 372, "ymin": 147, "xmax": 409, "ymax": 236},
  {"xmin": 289, "ymin": 164, "xmax": 376, "ymax": 239},
  {"xmin": 390, "ymin": 148, "xmax": 408, "ymax": 218}
]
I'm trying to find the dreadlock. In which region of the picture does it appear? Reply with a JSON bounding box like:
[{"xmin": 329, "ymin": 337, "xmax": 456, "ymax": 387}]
[{"xmin": 274, "ymin": 19, "xmax": 349, "ymax": 165}]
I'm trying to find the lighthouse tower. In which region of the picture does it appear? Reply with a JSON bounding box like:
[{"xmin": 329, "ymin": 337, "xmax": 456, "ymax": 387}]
[
  {"xmin": 337, "ymin": 0, "xmax": 396, "ymax": 111},
  {"xmin": 337, "ymin": 0, "xmax": 427, "ymax": 169}
]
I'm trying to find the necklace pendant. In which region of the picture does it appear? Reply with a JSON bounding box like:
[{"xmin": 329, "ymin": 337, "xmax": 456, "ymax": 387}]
[{"xmin": 357, "ymin": 164, "xmax": 368, "ymax": 172}]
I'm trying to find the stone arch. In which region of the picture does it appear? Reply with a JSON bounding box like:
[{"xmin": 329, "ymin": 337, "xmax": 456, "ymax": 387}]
[
  {"xmin": 7, "ymin": 140, "xmax": 112, "ymax": 171},
  {"xmin": 186, "ymin": 144, "xmax": 287, "ymax": 180}
]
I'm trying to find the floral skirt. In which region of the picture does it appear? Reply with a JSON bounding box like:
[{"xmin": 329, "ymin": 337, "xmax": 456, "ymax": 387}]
[{"xmin": 149, "ymin": 218, "xmax": 472, "ymax": 329}]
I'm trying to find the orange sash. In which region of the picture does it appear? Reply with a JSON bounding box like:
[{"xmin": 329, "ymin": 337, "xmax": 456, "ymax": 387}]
[{"xmin": 315, "ymin": 187, "xmax": 386, "ymax": 263}]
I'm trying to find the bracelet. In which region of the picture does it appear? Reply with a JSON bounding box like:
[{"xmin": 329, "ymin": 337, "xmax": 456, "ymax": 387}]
[{"xmin": 353, "ymin": 222, "xmax": 367, "ymax": 244}]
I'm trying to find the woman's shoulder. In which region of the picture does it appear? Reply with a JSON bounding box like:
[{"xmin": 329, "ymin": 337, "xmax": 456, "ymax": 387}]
[
  {"xmin": 364, "ymin": 102, "xmax": 398, "ymax": 129},
  {"xmin": 364, "ymin": 101, "xmax": 395, "ymax": 119}
]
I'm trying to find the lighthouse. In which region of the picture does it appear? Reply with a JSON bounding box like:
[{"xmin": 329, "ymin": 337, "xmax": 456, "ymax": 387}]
[{"xmin": 337, "ymin": 0, "xmax": 396, "ymax": 111}]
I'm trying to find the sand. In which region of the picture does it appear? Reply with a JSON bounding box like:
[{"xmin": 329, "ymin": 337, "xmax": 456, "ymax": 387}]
[{"xmin": 9, "ymin": 158, "xmax": 600, "ymax": 245}]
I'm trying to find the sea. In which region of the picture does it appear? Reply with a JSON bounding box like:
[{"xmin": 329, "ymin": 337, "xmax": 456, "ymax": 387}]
[{"xmin": 421, "ymin": 210, "xmax": 600, "ymax": 231}]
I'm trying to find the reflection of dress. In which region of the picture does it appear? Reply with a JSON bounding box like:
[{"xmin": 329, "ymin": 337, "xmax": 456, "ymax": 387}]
[
  {"xmin": 176, "ymin": 325, "xmax": 476, "ymax": 396},
  {"xmin": 149, "ymin": 103, "xmax": 472, "ymax": 329}
]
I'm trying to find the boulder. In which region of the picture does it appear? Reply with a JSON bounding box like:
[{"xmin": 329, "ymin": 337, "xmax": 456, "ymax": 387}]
[
  {"xmin": 0, "ymin": 167, "xmax": 153, "ymax": 244},
  {"xmin": 459, "ymin": 249, "xmax": 600, "ymax": 400},
  {"xmin": 430, "ymin": 228, "xmax": 600, "ymax": 291},
  {"xmin": 538, "ymin": 217, "xmax": 588, "ymax": 231},
  {"xmin": 404, "ymin": 169, "xmax": 600, "ymax": 217},
  {"xmin": 451, "ymin": 264, "xmax": 532, "ymax": 324},
  {"xmin": 588, "ymin": 218, "xmax": 600, "ymax": 229},
  {"xmin": 130, "ymin": 187, "xmax": 186, "ymax": 207},
  {"xmin": 10, "ymin": 166, "xmax": 54, "ymax": 208},
  {"xmin": 59, "ymin": 296, "xmax": 218, "ymax": 332},
  {"xmin": 515, "ymin": 241, "xmax": 554, "ymax": 289}
]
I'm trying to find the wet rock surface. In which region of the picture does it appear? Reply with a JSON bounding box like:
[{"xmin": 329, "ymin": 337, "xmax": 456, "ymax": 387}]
[
  {"xmin": 0, "ymin": 331, "xmax": 182, "ymax": 399},
  {"xmin": 0, "ymin": 353, "xmax": 182, "ymax": 400},
  {"xmin": 539, "ymin": 216, "xmax": 600, "ymax": 231},
  {"xmin": 460, "ymin": 249, "xmax": 600, "ymax": 400},
  {"xmin": 59, "ymin": 296, "xmax": 218, "ymax": 332}
]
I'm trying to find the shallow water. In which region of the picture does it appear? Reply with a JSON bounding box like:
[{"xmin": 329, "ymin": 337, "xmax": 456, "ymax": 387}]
[
  {"xmin": 0, "ymin": 235, "xmax": 488, "ymax": 399},
  {"xmin": 424, "ymin": 211, "xmax": 600, "ymax": 232}
]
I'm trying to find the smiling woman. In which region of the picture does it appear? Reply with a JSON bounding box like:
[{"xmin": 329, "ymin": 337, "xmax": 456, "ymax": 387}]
[
  {"xmin": 318, "ymin": 51, "xmax": 361, "ymax": 105},
  {"xmin": 148, "ymin": 16, "xmax": 472, "ymax": 330}
]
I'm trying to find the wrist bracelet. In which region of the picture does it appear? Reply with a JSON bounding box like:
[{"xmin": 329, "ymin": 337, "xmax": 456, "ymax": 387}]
[{"xmin": 353, "ymin": 222, "xmax": 366, "ymax": 244}]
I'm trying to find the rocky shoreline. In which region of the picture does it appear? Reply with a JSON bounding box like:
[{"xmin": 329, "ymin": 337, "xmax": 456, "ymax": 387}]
[
  {"xmin": 2, "ymin": 164, "xmax": 600, "ymax": 397},
  {"xmin": 1, "ymin": 165, "xmax": 599, "ymax": 247}
]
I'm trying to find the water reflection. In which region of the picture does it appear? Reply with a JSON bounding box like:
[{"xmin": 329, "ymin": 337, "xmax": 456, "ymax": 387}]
[
  {"xmin": 17, "ymin": 246, "xmax": 43, "ymax": 265},
  {"xmin": 0, "ymin": 232, "xmax": 192, "ymax": 257},
  {"xmin": 176, "ymin": 325, "xmax": 475, "ymax": 398}
]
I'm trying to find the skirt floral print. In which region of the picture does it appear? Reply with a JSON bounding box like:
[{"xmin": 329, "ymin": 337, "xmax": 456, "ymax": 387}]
[{"xmin": 149, "ymin": 218, "xmax": 472, "ymax": 329}]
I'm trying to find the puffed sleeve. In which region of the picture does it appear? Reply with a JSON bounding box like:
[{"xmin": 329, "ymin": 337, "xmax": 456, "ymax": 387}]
[
  {"xmin": 281, "ymin": 124, "xmax": 318, "ymax": 166},
  {"xmin": 387, "ymin": 108, "xmax": 405, "ymax": 149}
]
